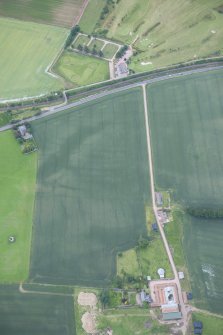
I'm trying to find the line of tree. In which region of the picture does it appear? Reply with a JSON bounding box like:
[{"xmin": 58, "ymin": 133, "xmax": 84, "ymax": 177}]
[
  {"xmin": 116, "ymin": 45, "xmax": 128, "ymax": 59},
  {"xmin": 77, "ymin": 44, "xmax": 104, "ymax": 57},
  {"xmin": 186, "ymin": 207, "xmax": 223, "ymax": 219},
  {"xmin": 64, "ymin": 25, "xmax": 80, "ymax": 49}
]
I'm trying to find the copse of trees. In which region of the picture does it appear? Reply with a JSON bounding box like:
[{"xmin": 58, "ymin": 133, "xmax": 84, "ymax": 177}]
[
  {"xmin": 186, "ymin": 207, "xmax": 223, "ymax": 219},
  {"xmin": 64, "ymin": 25, "xmax": 80, "ymax": 49}
]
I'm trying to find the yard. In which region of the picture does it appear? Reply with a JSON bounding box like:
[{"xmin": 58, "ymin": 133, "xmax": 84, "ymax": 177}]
[
  {"xmin": 0, "ymin": 0, "xmax": 85, "ymax": 27},
  {"xmin": 30, "ymin": 88, "xmax": 150, "ymax": 286},
  {"xmin": 0, "ymin": 17, "xmax": 68, "ymax": 100},
  {"xmin": 0, "ymin": 131, "xmax": 37, "ymax": 282},
  {"xmin": 54, "ymin": 51, "xmax": 109, "ymax": 87},
  {"xmin": 147, "ymin": 69, "xmax": 223, "ymax": 313}
]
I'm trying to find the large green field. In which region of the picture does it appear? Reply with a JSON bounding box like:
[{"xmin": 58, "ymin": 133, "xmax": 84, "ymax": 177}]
[
  {"xmin": 0, "ymin": 0, "xmax": 85, "ymax": 28},
  {"xmin": 0, "ymin": 285, "xmax": 75, "ymax": 335},
  {"xmin": 147, "ymin": 69, "xmax": 223, "ymax": 313},
  {"xmin": 0, "ymin": 17, "xmax": 67, "ymax": 100},
  {"xmin": 0, "ymin": 132, "xmax": 37, "ymax": 282},
  {"xmin": 80, "ymin": 0, "xmax": 223, "ymax": 70},
  {"xmin": 54, "ymin": 51, "xmax": 109, "ymax": 87},
  {"xmin": 30, "ymin": 88, "xmax": 150, "ymax": 286}
]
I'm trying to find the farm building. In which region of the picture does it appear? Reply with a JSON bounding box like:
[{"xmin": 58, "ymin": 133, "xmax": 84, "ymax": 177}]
[
  {"xmin": 157, "ymin": 210, "xmax": 169, "ymax": 225},
  {"xmin": 162, "ymin": 311, "xmax": 182, "ymax": 321},
  {"xmin": 155, "ymin": 192, "xmax": 163, "ymax": 206},
  {"xmin": 18, "ymin": 125, "xmax": 33, "ymax": 140}
]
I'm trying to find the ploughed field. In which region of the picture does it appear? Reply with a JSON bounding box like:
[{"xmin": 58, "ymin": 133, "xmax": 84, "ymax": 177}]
[
  {"xmin": 0, "ymin": 0, "xmax": 85, "ymax": 28},
  {"xmin": 30, "ymin": 88, "xmax": 150, "ymax": 286},
  {"xmin": 147, "ymin": 69, "xmax": 223, "ymax": 313}
]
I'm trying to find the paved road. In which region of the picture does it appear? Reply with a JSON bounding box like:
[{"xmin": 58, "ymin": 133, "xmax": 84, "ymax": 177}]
[
  {"xmin": 1, "ymin": 64, "xmax": 223, "ymax": 133},
  {"xmin": 142, "ymin": 85, "xmax": 188, "ymax": 334}
]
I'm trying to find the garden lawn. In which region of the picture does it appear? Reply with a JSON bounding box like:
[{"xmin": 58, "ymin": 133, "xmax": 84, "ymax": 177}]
[
  {"xmin": 0, "ymin": 131, "xmax": 37, "ymax": 282},
  {"xmin": 102, "ymin": 43, "xmax": 119, "ymax": 59},
  {"xmin": 0, "ymin": 285, "xmax": 75, "ymax": 335},
  {"xmin": 147, "ymin": 69, "xmax": 223, "ymax": 313},
  {"xmin": 97, "ymin": 308, "xmax": 170, "ymax": 335},
  {"xmin": 0, "ymin": 0, "xmax": 85, "ymax": 28},
  {"xmin": 54, "ymin": 51, "xmax": 109, "ymax": 87},
  {"xmin": 0, "ymin": 17, "xmax": 67, "ymax": 100},
  {"xmin": 30, "ymin": 88, "xmax": 150, "ymax": 286}
]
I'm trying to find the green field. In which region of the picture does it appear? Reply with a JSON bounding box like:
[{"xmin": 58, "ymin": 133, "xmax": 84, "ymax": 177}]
[
  {"xmin": 88, "ymin": 38, "xmax": 105, "ymax": 52},
  {"xmin": 192, "ymin": 312, "xmax": 223, "ymax": 335},
  {"xmin": 81, "ymin": 0, "xmax": 223, "ymax": 70},
  {"xmin": 0, "ymin": 0, "xmax": 85, "ymax": 27},
  {"xmin": 54, "ymin": 51, "xmax": 109, "ymax": 87},
  {"xmin": 0, "ymin": 17, "xmax": 68, "ymax": 100},
  {"xmin": 30, "ymin": 88, "xmax": 150, "ymax": 286},
  {"xmin": 0, "ymin": 131, "xmax": 36, "ymax": 282},
  {"xmin": 147, "ymin": 69, "xmax": 223, "ymax": 313},
  {"xmin": 0, "ymin": 285, "xmax": 75, "ymax": 335},
  {"xmin": 79, "ymin": 0, "xmax": 105, "ymax": 34}
]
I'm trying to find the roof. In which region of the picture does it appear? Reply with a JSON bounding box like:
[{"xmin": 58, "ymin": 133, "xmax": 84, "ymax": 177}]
[
  {"xmin": 187, "ymin": 292, "xmax": 193, "ymax": 300},
  {"xmin": 152, "ymin": 223, "xmax": 158, "ymax": 231},
  {"xmin": 155, "ymin": 192, "xmax": 163, "ymax": 205},
  {"xmin": 162, "ymin": 312, "xmax": 182, "ymax": 321},
  {"xmin": 178, "ymin": 271, "xmax": 185, "ymax": 279},
  {"xmin": 194, "ymin": 329, "xmax": 202, "ymax": 335},
  {"xmin": 157, "ymin": 268, "xmax": 165, "ymax": 275},
  {"xmin": 118, "ymin": 62, "xmax": 128, "ymax": 74},
  {"xmin": 161, "ymin": 303, "xmax": 179, "ymax": 314},
  {"xmin": 193, "ymin": 321, "xmax": 203, "ymax": 329}
]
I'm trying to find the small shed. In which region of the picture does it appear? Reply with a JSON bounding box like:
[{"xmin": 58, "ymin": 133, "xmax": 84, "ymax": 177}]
[
  {"xmin": 178, "ymin": 271, "xmax": 185, "ymax": 280},
  {"xmin": 193, "ymin": 321, "xmax": 203, "ymax": 329},
  {"xmin": 152, "ymin": 223, "xmax": 158, "ymax": 232},
  {"xmin": 194, "ymin": 329, "xmax": 202, "ymax": 335},
  {"xmin": 187, "ymin": 292, "xmax": 193, "ymax": 300},
  {"xmin": 147, "ymin": 275, "xmax": 151, "ymax": 282},
  {"xmin": 157, "ymin": 268, "xmax": 165, "ymax": 279}
]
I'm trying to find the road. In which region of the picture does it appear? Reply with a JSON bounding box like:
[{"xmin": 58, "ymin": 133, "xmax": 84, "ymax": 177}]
[
  {"xmin": 142, "ymin": 84, "xmax": 188, "ymax": 334},
  {"xmin": 1, "ymin": 64, "xmax": 223, "ymax": 133}
]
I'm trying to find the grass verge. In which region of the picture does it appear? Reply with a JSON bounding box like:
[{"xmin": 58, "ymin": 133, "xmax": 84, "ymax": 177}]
[{"xmin": 0, "ymin": 131, "xmax": 37, "ymax": 282}]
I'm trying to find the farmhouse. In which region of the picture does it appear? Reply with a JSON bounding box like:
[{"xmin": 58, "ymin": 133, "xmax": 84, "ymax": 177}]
[{"xmin": 18, "ymin": 125, "xmax": 32, "ymax": 140}]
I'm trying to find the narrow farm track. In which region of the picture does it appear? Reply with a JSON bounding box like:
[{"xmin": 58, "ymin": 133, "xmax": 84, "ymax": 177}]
[
  {"xmin": 19, "ymin": 283, "xmax": 74, "ymax": 297},
  {"xmin": 190, "ymin": 306, "xmax": 223, "ymax": 319},
  {"xmin": 142, "ymin": 85, "xmax": 188, "ymax": 334}
]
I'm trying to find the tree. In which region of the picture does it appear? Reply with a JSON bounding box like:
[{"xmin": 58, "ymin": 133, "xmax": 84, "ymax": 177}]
[
  {"xmin": 99, "ymin": 289, "xmax": 110, "ymax": 308},
  {"xmin": 77, "ymin": 44, "xmax": 83, "ymax": 51},
  {"xmin": 99, "ymin": 50, "xmax": 104, "ymax": 57}
]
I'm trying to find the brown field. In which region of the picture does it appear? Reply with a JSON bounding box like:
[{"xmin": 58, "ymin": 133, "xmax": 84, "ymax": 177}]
[{"xmin": 0, "ymin": 0, "xmax": 87, "ymax": 28}]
